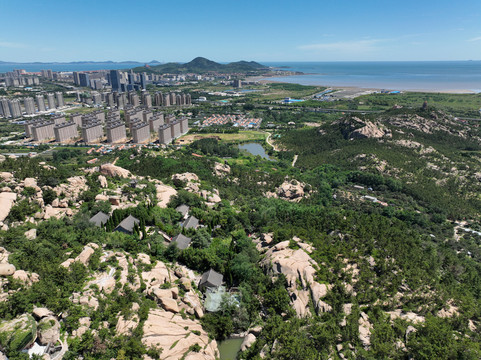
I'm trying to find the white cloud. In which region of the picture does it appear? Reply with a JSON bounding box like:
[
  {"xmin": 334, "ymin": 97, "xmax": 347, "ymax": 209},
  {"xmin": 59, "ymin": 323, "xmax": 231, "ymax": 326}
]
[
  {"xmin": 0, "ymin": 41, "xmax": 27, "ymax": 49},
  {"xmin": 467, "ymin": 36, "xmax": 481, "ymax": 42},
  {"xmin": 298, "ymin": 39, "xmax": 382, "ymax": 52}
]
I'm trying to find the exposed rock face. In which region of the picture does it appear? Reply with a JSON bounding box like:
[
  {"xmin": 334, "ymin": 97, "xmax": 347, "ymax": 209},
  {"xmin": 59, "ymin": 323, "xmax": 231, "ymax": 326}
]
[
  {"xmin": 37, "ymin": 316, "xmax": 60, "ymax": 345},
  {"xmin": 241, "ymin": 333, "xmax": 257, "ymax": 351},
  {"xmin": 278, "ymin": 180, "xmax": 307, "ymax": 202},
  {"xmin": 0, "ymin": 192, "xmax": 17, "ymax": 222},
  {"xmin": 12, "ymin": 270, "xmax": 39, "ymax": 285},
  {"xmin": 261, "ymin": 240, "xmax": 331, "ymax": 317},
  {"xmin": 99, "ymin": 163, "xmax": 131, "ymax": 178},
  {"xmin": 0, "ymin": 172, "xmax": 13, "ymax": 181},
  {"xmin": 358, "ymin": 312, "xmax": 373, "ymax": 349},
  {"xmin": 386, "ymin": 309, "xmax": 425, "ymax": 324},
  {"xmin": 23, "ymin": 178, "xmax": 38, "ymax": 188},
  {"xmin": 338, "ymin": 117, "xmax": 391, "ymax": 140},
  {"xmin": 155, "ymin": 183, "xmax": 177, "ymax": 208},
  {"xmin": 350, "ymin": 120, "xmax": 388, "ymax": 139},
  {"xmin": 98, "ymin": 175, "xmax": 108, "ymax": 188},
  {"xmin": 61, "ymin": 243, "xmax": 98, "ymax": 268},
  {"xmin": 142, "ymin": 309, "xmax": 218, "ymax": 360},
  {"xmin": 384, "ymin": 112, "xmax": 459, "ymax": 135},
  {"xmin": 116, "ymin": 314, "xmax": 139, "ymax": 336},
  {"xmin": 32, "ymin": 308, "xmax": 53, "ymax": 320},
  {"xmin": 159, "ymin": 297, "xmax": 179, "ymax": 313},
  {"xmin": 0, "ymin": 263, "xmax": 16, "ymax": 276},
  {"xmin": 24, "ymin": 228, "xmax": 37, "ymax": 240},
  {"xmin": 214, "ymin": 162, "xmax": 231, "ymax": 177}
]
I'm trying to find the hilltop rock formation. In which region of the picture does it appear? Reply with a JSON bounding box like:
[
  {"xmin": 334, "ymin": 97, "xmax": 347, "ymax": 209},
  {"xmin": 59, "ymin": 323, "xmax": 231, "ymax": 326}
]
[
  {"xmin": 99, "ymin": 163, "xmax": 131, "ymax": 178},
  {"xmin": 142, "ymin": 309, "xmax": 218, "ymax": 360},
  {"xmin": 338, "ymin": 117, "xmax": 391, "ymax": 140},
  {"xmin": 261, "ymin": 239, "xmax": 331, "ymax": 317},
  {"xmin": 265, "ymin": 179, "xmax": 310, "ymax": 203}
]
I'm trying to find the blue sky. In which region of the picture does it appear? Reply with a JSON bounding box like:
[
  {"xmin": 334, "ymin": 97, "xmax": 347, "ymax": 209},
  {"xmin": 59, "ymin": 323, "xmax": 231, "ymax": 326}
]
[{"xmin": 1, "ymin": 0, "xmax": 481, "ymax": 62}]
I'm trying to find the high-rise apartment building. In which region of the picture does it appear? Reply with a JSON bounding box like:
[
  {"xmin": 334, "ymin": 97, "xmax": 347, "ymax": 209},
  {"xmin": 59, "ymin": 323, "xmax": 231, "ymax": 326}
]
[
  {"xmin": 79, "ymin": 73, "xmax": 90, "ymax": 87},
  {"xmin": 54, "ymin": 122, "xmax": 78, "ymax": 142},
  {"xmin": 110, "ymin": 70, "xmax": 122, "ymax": 91},
  {"xmin": 23, "ymin": 97, "xmax": 36, "ymax": 115},
  {"xmin": 131, "ymin": 122, "xmax": 150, "ymax": 143},
  {"xmin": 56, "ymin": 92, "xmax": 64, "ymax": 108},
  {"xmin": 158, "ymin": 124, "xmax": 172, "ymax": 144},
  {"xmin": 0, "ymin": 98, "xmax": 11, "ymax": 118},
  {"xmin": 106, "ymin": 121, "xmax": 126, "ymax": 143},
  {"xmin": 8, "ymin": 99, "xmax": 22, "ymax": 118},
  {"xmin": 32, "ymin": 121, "xmax": 55, "ymax": 141},
  {"xmin": 47, "ymin": 93, "xmax": 56, "ymax": 110},
  {"xmin": 142, "ymin": 93, "xmax": 152, "ymax": 108},
  {"xmin": 149, "ymin": 113, "xmax": 164, "ymax": 132},
  {"xmin": 81, "ymin": 121, "xmax": 103, "ymax": 143},
  {"xmin": 36, "ymin": 95, "xmax": 46, "ymax": 112}
]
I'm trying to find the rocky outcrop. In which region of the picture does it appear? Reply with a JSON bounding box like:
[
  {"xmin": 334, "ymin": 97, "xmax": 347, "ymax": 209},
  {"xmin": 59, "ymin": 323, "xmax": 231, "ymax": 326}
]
[
  {"xmin": 0, "ymin": 192, "xmax": 17, "ymax": 222},
  {"xmin": 241, "ymin": 333, "xmax": 256, "ymax": 351},
  {"xmin": 61, "ymin": 243, "xmax": 99, "ymax": 268},
  {"xmin": 99, "ymin": 163, "xmax": 131, "ymax": 178},
  {"xmin": 266, "ymin": 179, "xmax": 310, "ymax": 203},
  {"xmin": 142, "ymin": 309, "xmax": 218, "ymax": 360},
  {"xmin": 98, "ymin": 175, "xmax": 108, "ymax": 188},
  {"xmin": 37, "ymin": 316, "xmax": 60, "ymax": 345},
  {"xmin": 0, "ymin": 172, "xmax": 13, "ymax": 181},
  {"xmin": 350, "ymin": 120, "xmax": 389, "ymax": 139},
  {"xmin": 261, "ymin": 239, "xmax": 331, "ymax": 317},
  {"xmin": 24, "ymin": 228, "xmax": 37, "ymax": 240},
  {"xmin": 32, "ymin": 308, "xmax": 53, "ymax": 320},
  {"xmin": 338, "ymin": 117, "xmax": 391, "ymax": 140},
  {"xmin": 213, "ymin": 162, "xmax": 231, "ymax": 177},
  {"xmin": 358, "ymin": 312, "xmax": 373, "ymax": 349},
  {"xmin": 155, "ymin": 183, "xmax": 177, "ymax": 208},
  {"xmin": 386, "ymin": 309, "xmax": 425, "ymax": 324},
  {"xmin": 0, "ymin": 263, "xmax": 15, "ymax": 276}
]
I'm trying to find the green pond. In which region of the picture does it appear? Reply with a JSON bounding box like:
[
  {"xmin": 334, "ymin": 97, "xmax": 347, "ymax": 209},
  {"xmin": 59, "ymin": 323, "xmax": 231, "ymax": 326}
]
[{"xmin": 218, "ymin": 337, "xmax": 244, "ymax": 360}]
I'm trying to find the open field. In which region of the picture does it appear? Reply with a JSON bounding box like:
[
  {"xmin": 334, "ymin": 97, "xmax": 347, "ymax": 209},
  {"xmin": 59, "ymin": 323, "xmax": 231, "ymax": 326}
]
[{"xmin": 175, "ymin": 130, "xmax": 266, "ymax": 145}]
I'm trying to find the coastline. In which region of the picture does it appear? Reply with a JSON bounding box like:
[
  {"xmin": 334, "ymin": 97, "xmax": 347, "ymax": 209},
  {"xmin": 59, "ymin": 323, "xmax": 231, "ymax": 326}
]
[{"xmin": 247, "ymin": 74, "xmax": 480, "ymax": 95}]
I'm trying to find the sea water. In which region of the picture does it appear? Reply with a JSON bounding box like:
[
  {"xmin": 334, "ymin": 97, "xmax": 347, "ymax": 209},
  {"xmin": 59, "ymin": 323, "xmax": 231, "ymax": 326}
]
[{"xmin": 262, "ymin": 61, "xmax": 481, "ymax": 92}]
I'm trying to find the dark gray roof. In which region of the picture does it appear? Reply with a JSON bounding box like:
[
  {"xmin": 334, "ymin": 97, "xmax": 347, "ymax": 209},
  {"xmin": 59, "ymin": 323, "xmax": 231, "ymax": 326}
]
[
  {"xmin": 200, "ymin": 269, "xmax": 223, "ymax": 289},
  {"xmin": 175, "ymin": 204, "xmax": 190, "ymax": 217},
  {"xmin": 182, "ymin": 215, "xmax": 199, "ymax": 230},
  {"xmin": 172, "ymin": 233, "xmax": 192, "ymax": 250},
  {"xmin": 115, "ymin": 214, "xmax": 140, "ymax": 233},
  {"xmin": 89, "ymin": 211, "xmax": 110, "ymax": 227}
]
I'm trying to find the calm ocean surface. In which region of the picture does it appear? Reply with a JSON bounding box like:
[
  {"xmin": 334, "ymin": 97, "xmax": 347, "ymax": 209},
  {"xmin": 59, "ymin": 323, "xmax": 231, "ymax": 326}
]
[{"xmin": 262, "ymin": 61, "xmax": 481, "ymax": 92}]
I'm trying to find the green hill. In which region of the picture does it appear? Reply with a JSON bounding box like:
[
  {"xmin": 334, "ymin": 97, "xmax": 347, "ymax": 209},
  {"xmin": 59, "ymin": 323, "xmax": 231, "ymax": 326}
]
[{"xmin": 132, "ymin": 56, "xmax": 269, "ymax": 74}]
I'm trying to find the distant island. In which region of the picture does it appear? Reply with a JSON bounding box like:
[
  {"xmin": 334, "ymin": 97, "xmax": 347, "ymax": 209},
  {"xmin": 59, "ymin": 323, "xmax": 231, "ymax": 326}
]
[{"xmin": 132, "ymin": 57, "xmax": 269, "ymax": 74}]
